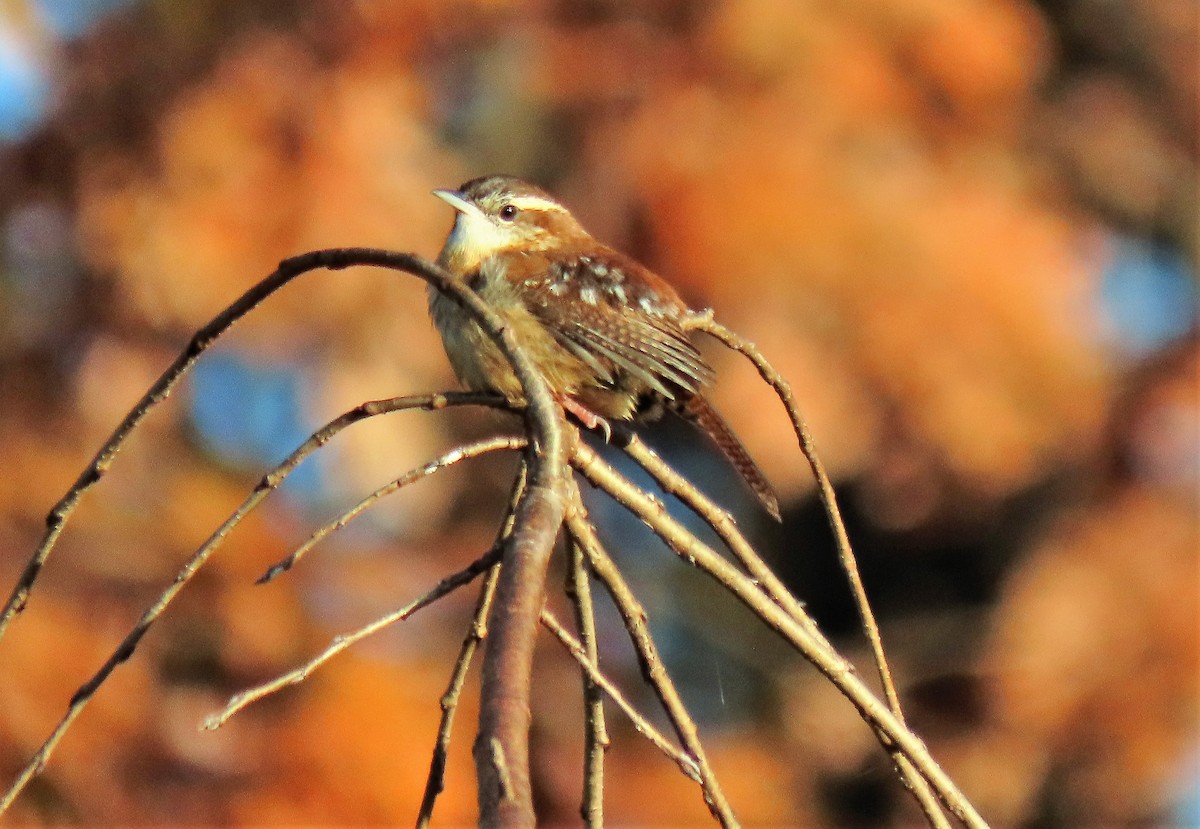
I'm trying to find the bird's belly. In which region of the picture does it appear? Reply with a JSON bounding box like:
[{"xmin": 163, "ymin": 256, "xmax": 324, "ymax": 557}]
[{"xmin": 430, "ymin": 287, "xmax": 589, "ymax": 404}]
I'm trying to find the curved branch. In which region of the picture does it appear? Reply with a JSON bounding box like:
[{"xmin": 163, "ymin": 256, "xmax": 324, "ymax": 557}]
[
  {"xmin": 0, "ymin": 248, "xmax": 568, "ymax": 825},
  {"xmin": 273, "ymin": 251, "xmax": 571, "ymax": 827},
  {"xmin": 295, "ymin": 249, "xmax": 571, "ymax": 828},
  {"xmin": 687, "ymin": 316, "xmax": 901, "ymax": 710},
  {"xmin": 687, "ymin": 318, "xmax": 951, "ymax": 826},
  {"xmin": 0, "ymin": 254, "xmax": 364, "ymax": 641}
]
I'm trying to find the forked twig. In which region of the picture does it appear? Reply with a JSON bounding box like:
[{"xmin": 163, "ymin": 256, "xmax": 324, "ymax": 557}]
[
  {"xmin": 564, "ymin": 482, "xmax": 739, "ymax": 829},
  {"xmin": 539, "ymin": 609, "xmax": 699, "ymax": 782},
  {"xmin": 572, "ymin": 442, "xmax": 986, "ymax": 828}
]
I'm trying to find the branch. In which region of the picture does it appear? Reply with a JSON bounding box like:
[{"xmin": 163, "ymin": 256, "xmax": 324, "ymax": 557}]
[
  {"xmin": 618, "ymin": 427, "xmax": 953, "ymax": 826},
  {"xmin": 473, "ymin": 473, "xmax": 565, "ymax": 827},
  {"xmin": 0, "ymin": 392, "xmax": 497, "ymax": 815},
  {"xmin": 538, "ymin": 609, "xmax": 699, "ymax": 782},
  {"xmin": 687, "ymin": 316, "xmax": 902, "ymax": 708},
  {"xmin": 688, "ymin": 317, "xmax": 951, "ymax": 827},
  {"xmin": 564, "ymin": 483, "xmax": 739, "ymax": 828},
  {"xmin": 615, "ymin": 428, "xmax": 819, "ymax": 637},
  {"xmin": 418, "ymin": 564, "xmax": 503, "ymax": 828},
  {"xmin": 204, "ymin": 548, "xmax": 502, "ymax": 730},
  {"xmin": 420, "ymin": 460, "xmax": 525, "ymax": 828},
  {"xmin": 0, "ymin": 254, "xmax": 337, "ymax": 641},
  {"xmin": 1, "ymin": 247, "xmax": 981, "ymax": 827},
  {"xmin": 573, "ymin": 442, "xmax": 987, "ymax": 828},
  {"xmin": 259, "ymin": 434, "xmax": 524, "ymax": 584},
  {"xmin": 0, "ymin": 248, "xmax": 568, "ymax": 824}
]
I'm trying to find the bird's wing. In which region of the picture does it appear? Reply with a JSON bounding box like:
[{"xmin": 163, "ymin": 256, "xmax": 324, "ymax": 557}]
[{"xmin": 528, "ymin": 252, "xmax": 714, "ymax": 397}]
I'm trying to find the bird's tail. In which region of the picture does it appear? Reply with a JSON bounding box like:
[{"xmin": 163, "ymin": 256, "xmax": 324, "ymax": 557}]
[{"xmin": 682, "ymin": 395, "xmax": 781, "ymax": 521}]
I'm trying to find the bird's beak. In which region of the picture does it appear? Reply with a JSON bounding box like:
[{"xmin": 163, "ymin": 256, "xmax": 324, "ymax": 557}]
[{"xmin": 433, "ymin": 188, "xmax": 484, "ymax": 220}]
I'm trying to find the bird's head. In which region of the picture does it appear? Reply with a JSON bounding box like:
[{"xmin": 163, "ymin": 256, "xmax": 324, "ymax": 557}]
[{"xmin": 434, "ymin": 175, "xmax": 588, "ymax": 272}]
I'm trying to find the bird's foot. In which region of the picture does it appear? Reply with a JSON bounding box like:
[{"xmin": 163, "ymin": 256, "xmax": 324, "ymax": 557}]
[{"xmin": 556, "ymin": 395, "xmax": 612, "ymax": 443}]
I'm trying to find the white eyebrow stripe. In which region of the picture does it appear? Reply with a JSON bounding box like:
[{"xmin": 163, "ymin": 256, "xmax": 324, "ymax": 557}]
[{"xmin": 507, "ymin": 195, "xmax": 566, "ymax": 212}]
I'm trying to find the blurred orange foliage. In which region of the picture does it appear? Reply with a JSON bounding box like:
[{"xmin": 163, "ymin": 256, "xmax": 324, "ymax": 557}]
[{"xmin": 0, "ymin": 0, "xmax": 1193, "ymax": 825}]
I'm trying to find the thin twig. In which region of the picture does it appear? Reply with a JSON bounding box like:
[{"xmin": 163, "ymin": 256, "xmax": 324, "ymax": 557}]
[
  {"xmin": 687, "ymin": 316, "xmax": 901, "ymax": 709},
  {"xmin": 0, "ymin": 256, "xmax": 349, "ymax": 642},
  {"xmin": 415, "ymin": 567, "xmax": 501, "ymax": 828},
  {"xmin": 539, "ymin": 608, "xmax": 699, "ymax": 782},
  {"xmin": 419, "ymin": 461, "xmax": 526, "ymax": 828},
  {"xmin": 566, "ymin": 538, "xmax": 608, "ymax": 827},
  {"xmin": 573, "ymin": 442, "xmax": 987, "ymax": 829},
  {"xmin": 205, "ymin": 549, "xmax": 502, "ymax": 730},
  {"xmin": 688, "ymin": 319, "xmax": 951, "ymax": 827},
  {"xmin": 0, "ymin": 392, "xmax": 497, "ymax": 815},
  {"xmin": 259, "ymin": 435, "xmax": 525, "ymax": 584},
  {"xmin": 615, "ymin": 428, "xmax": 822, "ymax": 640},
  {"xmin": 564, "ymin": 483, "xmax": 740, "ymax": 829}
]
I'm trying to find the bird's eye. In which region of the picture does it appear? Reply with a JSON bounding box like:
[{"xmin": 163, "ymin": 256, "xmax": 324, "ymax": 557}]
[{"xmin": 498, "ymin": 204, "xmax": 518, "ymax": 222}]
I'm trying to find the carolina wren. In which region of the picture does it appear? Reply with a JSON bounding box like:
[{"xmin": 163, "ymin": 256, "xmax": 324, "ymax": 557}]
[{"xmin": 430, "ymin": 175, "xmax": 780, "ymax": 520}]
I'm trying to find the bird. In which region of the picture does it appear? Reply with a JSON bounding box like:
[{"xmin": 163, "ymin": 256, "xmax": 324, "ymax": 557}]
[{"xmin": 429, "ymin": 174, "xmax": 780, "ymax": 521}]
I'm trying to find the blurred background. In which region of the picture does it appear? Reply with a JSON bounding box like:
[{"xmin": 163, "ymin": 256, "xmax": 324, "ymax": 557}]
[{"xmin": 0, "ymin": 0, "xmax": 1195, "ymax": 825}]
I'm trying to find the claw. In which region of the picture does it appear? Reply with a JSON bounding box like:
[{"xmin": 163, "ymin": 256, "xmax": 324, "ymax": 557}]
[
  {"xmin": 595, "ymin": 417, "xmax": 612, "ymax": 443},
  {"xmin": 556, "ymin": 395, "xmax": 613, "ymax": 442}
]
